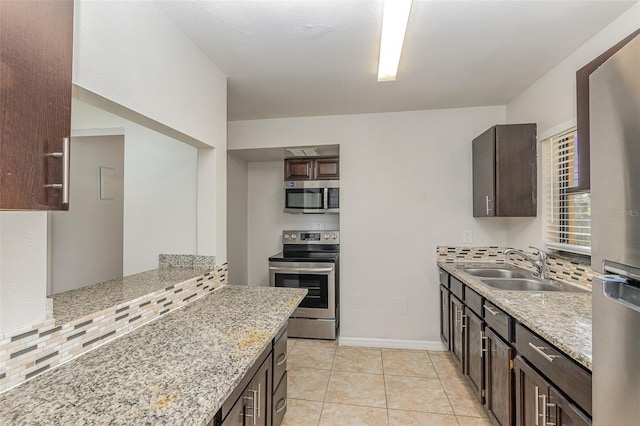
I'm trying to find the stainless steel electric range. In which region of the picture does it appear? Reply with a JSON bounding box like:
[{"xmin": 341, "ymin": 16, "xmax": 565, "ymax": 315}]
[{"xmin": 268, "ymin": 230, "xmax": 339, "ymax": 340}]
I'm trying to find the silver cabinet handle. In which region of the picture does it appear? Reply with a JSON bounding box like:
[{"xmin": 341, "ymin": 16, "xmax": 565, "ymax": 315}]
[
  {"xmin": 45, "ymin": 137, "xmax": 70, "ymax": 204},
  {"xmin": 256, "ymin": 383, "xmax": 261, "ymax": 421},
  {"xmin": 461, "ymin": 314, "xmax": 467, "ymax": 330},
  {"xmin": 484, "ymin": 304, "xmax": 499, "ymax": 316},
  {"xmin": 244, "ymin": 388, "xmax": 258, "ymax": 425},
  {"xmin": 276, "ymin": 351, "xmax": 288, "ymax": 366},
  {"xmin": 485, "ymin": 195, "xmax": 493, "ymax": 214},
  {"xmin": 535, "ymin": 386, "xmax": 540, "ymax": 426},
  {"xmin": 481, "ymin": 332, "xmax": 488, "ymax": 356},
  {"xmin": 546, "ymin": 401, "xmax": 557, "ymax": 426},
  {"xmin": 540, "ymin": 393, "xmax": 547, "ymax": 426},
  {"xmin": 528, "ymin": 342, "xmax": 559, "ymax": 363},
  {"xmin": 276, "ymin": 397, "xmax": 287, "ymax": 414}
]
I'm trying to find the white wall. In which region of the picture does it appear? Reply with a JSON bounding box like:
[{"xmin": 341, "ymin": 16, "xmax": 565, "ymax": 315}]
[
  {"xmin": 0, "ymin": 214, "xmax": 47, "ymax": 333},
  {"xmin": 227, "ymin": 155, "xmax": 249, "ymax": 285},
  {"xmin": 505, "ymin": 4, "xmax": 640, "ymax": 250},
  {"xmin": 0, "ymin": 0, "xmax": 227, "ymax": 333},
  {"xmin": 51, "ymin": 135, "xmax": 124, "ymax": 294},
  {"xmin": 246, "ymin": 161, "xmax": 340, "ymax": 287},
  {"xmin": 229, "ymin": 106, "xmax": 509, "ymax": 346},
  {"xmin": 70, "ymin": 100, "xmax": 198, "ymax": 276}
]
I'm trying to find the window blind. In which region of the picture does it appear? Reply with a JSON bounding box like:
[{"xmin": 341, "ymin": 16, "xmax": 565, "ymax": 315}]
[{"xmin": 543, "ymin": 129, "xmax": 592, "ymax": 255}]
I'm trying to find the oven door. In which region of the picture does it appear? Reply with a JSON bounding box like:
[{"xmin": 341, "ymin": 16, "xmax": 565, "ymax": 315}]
[{"xmin": 269, "ymin": 261, "xmax": 335, "ymax": 319}]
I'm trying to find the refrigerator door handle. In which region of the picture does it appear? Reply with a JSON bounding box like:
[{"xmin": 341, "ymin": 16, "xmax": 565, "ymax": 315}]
[{"xmin": 601, "ymin": 276, "xmax": 640, "ymax": 314}]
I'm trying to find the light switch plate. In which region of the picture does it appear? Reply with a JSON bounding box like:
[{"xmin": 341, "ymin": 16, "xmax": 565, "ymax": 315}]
[{"xmin": 463, "ymin": 230, "xmax": 473, "ymax": 244}]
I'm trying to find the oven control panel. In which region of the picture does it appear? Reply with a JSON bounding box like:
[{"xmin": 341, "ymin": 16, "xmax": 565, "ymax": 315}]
[{"xmin": 283, "ymin": 230, "xmax": 340, "ymax": 244}]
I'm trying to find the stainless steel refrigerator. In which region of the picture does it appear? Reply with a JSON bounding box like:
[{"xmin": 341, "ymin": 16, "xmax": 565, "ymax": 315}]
[{"xmin": 590, "ymin": 32, "xmax": 640, "ymax": 425}]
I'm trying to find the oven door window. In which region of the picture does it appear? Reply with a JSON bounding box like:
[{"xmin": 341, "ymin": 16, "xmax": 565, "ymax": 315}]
[
  {"xmin": 286, "ymin": 189, "xmax": 324, "ymax": 210},
  {"xmin": 274, "ymin": 273, "xmax": 329, "ymax": 309}
]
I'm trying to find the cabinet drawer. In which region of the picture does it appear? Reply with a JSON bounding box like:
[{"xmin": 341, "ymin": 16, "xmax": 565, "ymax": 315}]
[
  {"xmin": 483, "ymin": 301, "xmax": 512, "ymax": 343},
  {"xmin": 515, "ymin": 323, "xmax": 592, "ymax": 416},
  {"xmin": 439, "ymin": 269, "xmax": 450, "ymax": 288},
  {"xmin": 272, "ymin": 371, "xmax": 288, "ymax": 426},
  {"xmin": 464, "ymin": 286, "xmax": 483, "ymax": 316},
  {"xmin": 450, "ymin": 276, "xmax": 464, "ymax": 300},
  {"xmin": 273, "ymin": 326, "xmax": 288, "ymax": 388}
]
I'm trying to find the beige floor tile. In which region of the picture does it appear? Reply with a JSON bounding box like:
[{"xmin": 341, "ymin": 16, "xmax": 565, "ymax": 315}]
[
  {"xmin": 319, "ymin": 403, "xmax": 389, "ymax": 426},
  {"xmin": 288, "ymin": 367, "xmax": 331, "ymax": 401},
  {"xmin": 429, "ymin": 351, "xmax": 464, "ymax": 379},
  {"xmin": 381, "ymin": 349, "xmax": 438, "ymax": 378},
  {"xmin": 441, "ymin": 378, "xmax": 488, "ymax": 418},
  {"xmin": 384, "ymin": 375, "xmax": 454, "ymax": 415},
  {"xmin": 280, "ymin": 398, "xmax": 323, "ymax": 426},
  {"xmin": 293, "ymin": 338, "xmax": 338, "ymax": 348},
  {"xmin": 457, "ymin": 415, "xmax": 494, "ymax": 425},
  {"xmin": 325, "ymin": 371, "xmax": 387, "ymax": 408},
  {"xmin": 287, "ymin": 338, "xmax": 298, "ymax": 351},
  {"xmin": 288, "ymin": 344, "xmax": 336, "ymax": 370},
  {"xmin": 388, "ymin": 409, "xmax": 459, "ymax": 426},
  {"xmin": 333, "ymin": 347, "xmax": 383, "ymax": 374}
]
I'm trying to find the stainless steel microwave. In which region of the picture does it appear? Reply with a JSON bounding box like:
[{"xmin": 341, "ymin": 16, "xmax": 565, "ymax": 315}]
[{"xmin": 284, "ymin": 180, "xmax": 339, "ymax": 214}]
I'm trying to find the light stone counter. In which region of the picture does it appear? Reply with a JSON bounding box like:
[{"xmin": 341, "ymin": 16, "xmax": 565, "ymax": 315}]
[
  {"xmin": 0, "ymin": 285, "xmax": 306, "ymax": 425},
  {"xmin": 438, "ymin": 262, "xmax": 592, "ymax": 371},
  {"xmin": 53, "ymin": 267, "xmax": 214, "ymax": 324}
]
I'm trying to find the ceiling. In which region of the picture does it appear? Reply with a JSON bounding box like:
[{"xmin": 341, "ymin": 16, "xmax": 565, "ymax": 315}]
[{"xmin": 157, "ymin": 0, "xmax": 638, "ymax": 122}]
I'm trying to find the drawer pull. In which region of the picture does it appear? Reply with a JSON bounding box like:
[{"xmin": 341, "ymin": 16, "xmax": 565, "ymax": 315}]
[
  {"xmin": 484, "ymin": 305, "xmax": 499, "ymax": 316},
  {"xmin": 528, "ymin": 342, "xmax": 559, "ymax": 363},
  {"xmin": 276, "ymin": 397, "xmax": 287, "ymax": 414},
  {"xmin": 277, "ymin": 351, "xmax": 288, "ymax": 366}
]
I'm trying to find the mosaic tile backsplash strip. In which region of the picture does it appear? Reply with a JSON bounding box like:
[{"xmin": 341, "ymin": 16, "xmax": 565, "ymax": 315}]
[
  {"xmin": 0, "ymin": 263, "xmax": 228, "ymax": 394},
  {"xmin": 437, "ymin": 245, "xmax": 594, "ymax": 289}
]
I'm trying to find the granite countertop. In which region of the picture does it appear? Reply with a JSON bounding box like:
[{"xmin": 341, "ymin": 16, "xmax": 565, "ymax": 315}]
[
  {"xmin": 0, "ymin": 285, "xmax": 307, "ymax": 425},
  {"xmin": 53, "ymin": 268, "xmax": 214, "ymax": 324},
  {"xmin": 438, "ymin": 262, "xmax": 592, "ymax": 371}
]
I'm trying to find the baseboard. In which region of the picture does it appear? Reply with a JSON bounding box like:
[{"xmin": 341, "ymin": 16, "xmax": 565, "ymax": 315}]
[{"xmin": 338, "ymin": 337, "xmax": 446, "ymax": 351}]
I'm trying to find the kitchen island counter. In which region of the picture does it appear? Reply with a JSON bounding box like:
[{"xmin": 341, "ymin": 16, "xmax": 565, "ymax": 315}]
[
  {"xmin": 0, "ymin": 285, "xmax": 306, "ymax": 425},
  {"xmin": 439, "ymin": 262, "xmax": 592, "ymax": 371}
]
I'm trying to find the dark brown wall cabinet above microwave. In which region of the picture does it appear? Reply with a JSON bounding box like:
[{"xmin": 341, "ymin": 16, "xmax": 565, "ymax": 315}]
[
  {"xmin": 284, "ymin": 157, "xmax": 339, "ymax": 181},
  {"xmin": 472, "ymin": 124, "xmax": 537, "ymax": 217},
  {"xmin": 0, "ymin": 0, "xmax": 74, "ymax": 211}
]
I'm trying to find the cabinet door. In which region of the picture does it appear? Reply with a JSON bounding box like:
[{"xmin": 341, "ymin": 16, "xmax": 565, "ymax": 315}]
[
  {"xmin": 464, "ymin": 309, "xmax": 484, "ymax": 402},
  {"xmin": 472, "ymin": 126, "xmax": 496, "ymax": 217},
  {"xmin": 548, "ymin": 387, "xmax": 591, "ymax": 426},
  {"xmin": 315, "ymin": 158, "xmax": 339, "ymax": 179},
  {"xmin": 247, "ymin": 354, "xmax": 272, "ymax": 426},
  {"xmin": 484, "ymin": 328, "xmax": 514, "ymax": 426},
  {"xmin": 222, "ymin": 394, "xmax": 247, "ymax": 426},
  {"xmin": 494, "ymin": 124, "xmax": 537, "ymax": 217},
  {"xmin": 284, "ymin": 159, "xmax": 314, "ymax": 180},
  {"xmin": 0, "ymin": 0, "xmax": 73, "ymax": 210},
  {"xmin": 450, "ymin": 296, "xmax": 465, "ymax": 370},
  {"xmin": 515, "ymin": 355, "xmax": 551, "ymax": 426},
  {"xmin": 440, "ymin": 285, "xmax": 450, "ymax": 350}
]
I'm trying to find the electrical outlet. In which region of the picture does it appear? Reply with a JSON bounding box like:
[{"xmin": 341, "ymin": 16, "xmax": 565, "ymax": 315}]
[{"xmin": 463, "ymin": 230, "xmax": 473, "ymax": 244}]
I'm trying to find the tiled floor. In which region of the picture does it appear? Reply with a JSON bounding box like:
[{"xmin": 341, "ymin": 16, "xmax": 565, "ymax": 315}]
[{"xmin": 282, "ymin": 339, "xmax": 492, "ymax": 426}]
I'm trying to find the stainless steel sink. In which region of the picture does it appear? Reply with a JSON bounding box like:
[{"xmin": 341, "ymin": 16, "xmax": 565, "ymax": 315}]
[
  {"xmin": 480, "ymin": 278, "xmax": 588, "ymax": 293},
  {"xmin": 463, "ymin": 268, "xmax": 527, "ymax": 279}
]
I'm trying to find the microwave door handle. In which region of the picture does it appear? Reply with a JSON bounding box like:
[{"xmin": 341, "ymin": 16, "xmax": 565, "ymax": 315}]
[{"xmin": 269, "ymin": 266, "xmax": 334, "ymax": 273}]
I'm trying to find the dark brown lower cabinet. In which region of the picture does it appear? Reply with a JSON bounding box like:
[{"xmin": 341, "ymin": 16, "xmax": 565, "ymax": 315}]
[
  {"xmin": 221, "ymin": 354, "xmax": 272, "ymax": 426},
  {"xmin": 450, "ymin": 296, "xmax": 465, "ymax": 369},
  {"xmin": 464, "ymin": 309, "xmax": 484, "ymax": 401},
  {"xmin": 484, "ymin": 328, "xmax": 514, "ymax": 426},
  {"xmin": 515, "ymin": 356, "xmax": 590, "ymax": 426},
  {"xmin": 440, "ymin": 285, "xmax": 450, "ymax": 350}
]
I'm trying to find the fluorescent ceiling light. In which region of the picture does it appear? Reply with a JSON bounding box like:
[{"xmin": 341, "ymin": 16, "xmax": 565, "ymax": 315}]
[{"xmin": 377, "ymin": 0, "xmax": 413, "ymax": 82}]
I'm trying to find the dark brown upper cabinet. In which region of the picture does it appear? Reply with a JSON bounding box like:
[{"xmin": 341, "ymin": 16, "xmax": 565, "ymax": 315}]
[
  {"xmin": 472, "ymin": 124, "xmax": 537, "ymax": 217},
  {"xmin": 284, "ymin": 157, "xmax": 339, "ymax": 181},
  {"xmin": 0, "ymin": 0, "xmax": 74, "ymax": 210}
]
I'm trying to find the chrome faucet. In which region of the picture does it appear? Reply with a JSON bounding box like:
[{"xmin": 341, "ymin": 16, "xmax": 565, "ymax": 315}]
[{"xmin": 504, "ymin": 246, "xmax": 548, "ymax": 280}]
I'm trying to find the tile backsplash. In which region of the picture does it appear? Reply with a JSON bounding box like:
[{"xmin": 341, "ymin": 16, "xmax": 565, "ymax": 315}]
[{"xmin": 437, "ymin": 245, "xmax": 594, "ymax": 289}]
